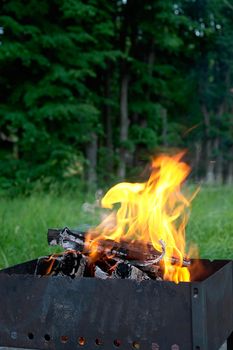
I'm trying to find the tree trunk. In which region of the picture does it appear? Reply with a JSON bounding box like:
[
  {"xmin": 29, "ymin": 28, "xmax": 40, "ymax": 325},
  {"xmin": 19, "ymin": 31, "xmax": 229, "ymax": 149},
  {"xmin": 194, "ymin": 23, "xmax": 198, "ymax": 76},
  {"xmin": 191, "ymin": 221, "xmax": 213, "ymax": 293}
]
[
  {"xmin": 216, "ymin": 104, "xmax": 225, "ymax": 185},
  {"xmin": 86, "ymin": 133, "xmax": 98, "ymax": 191},
  {"xmin": 215, "ymin": 137, "xmax": 223, "ymax": 185},
  {"xmin": 145, "ymin": 47, "xmax": 155, "ymax": 106},
  {"xmin": 194, "ymin": 141, "xmax": 201, "ymax": 182},
  {"xmin": 118, "ymin": 73, "xmax": 129, "ymax": 179},
  {"xmin": 148, "ymin": 50, "xmax": 155, "ymax": 77},
  {"xmin": 205, "ymin": 139, "xmax": 215, "ymax": 184},
  {"xmin": 161, "ymin": 107, "xmax": 168, "ymax": 147},
  {"xmin": 105, "ymin": 71, "xmax": 114, "ymax": 173},
  {"xmin": 227, "ymin": 159, "xmax": 233, "ymax": 185},
  {"xmin": 201, "ymin": 105, "xmax": 214, "ymax": 184},
  {"xmin": 216, "ymin": 154, "xmax": 223, "ymax": 185}
]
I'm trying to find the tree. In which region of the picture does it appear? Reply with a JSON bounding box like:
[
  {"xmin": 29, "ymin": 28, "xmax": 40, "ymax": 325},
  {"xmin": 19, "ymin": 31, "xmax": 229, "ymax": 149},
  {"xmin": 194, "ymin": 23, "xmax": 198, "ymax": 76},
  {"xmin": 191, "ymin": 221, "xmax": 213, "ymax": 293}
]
[
  {"xmin": 0, "ymin": 0, "xmax": 118, "ymax": 190},
  {"xmin": 0, "ymin": 0, "xmax": 233, "ymax": 192}
]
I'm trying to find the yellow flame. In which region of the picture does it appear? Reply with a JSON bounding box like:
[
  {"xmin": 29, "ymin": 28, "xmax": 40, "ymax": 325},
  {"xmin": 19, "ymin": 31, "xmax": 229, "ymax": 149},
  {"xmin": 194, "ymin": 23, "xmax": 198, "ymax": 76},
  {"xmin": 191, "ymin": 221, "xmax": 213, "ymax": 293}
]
[{"xmin": 88, "ymin": 153, "xmax": 194, "ymax": 283}]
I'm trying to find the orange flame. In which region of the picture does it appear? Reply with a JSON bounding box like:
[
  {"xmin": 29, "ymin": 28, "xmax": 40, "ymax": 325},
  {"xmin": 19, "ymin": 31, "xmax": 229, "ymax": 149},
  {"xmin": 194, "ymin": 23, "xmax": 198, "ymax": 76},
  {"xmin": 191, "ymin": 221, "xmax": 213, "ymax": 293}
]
[{"xmin": 88, "ymin": 153, "xmax": 195, "ymax": 283}]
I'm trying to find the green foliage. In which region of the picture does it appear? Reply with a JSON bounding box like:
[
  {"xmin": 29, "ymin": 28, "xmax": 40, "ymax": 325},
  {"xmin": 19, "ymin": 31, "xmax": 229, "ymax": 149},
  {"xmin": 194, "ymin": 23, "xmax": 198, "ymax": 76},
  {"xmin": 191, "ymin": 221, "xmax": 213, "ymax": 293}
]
[
  {"xmin": 0, "ymin": 0, "xmax": 233, "ymax": 191},
  {"xmin": 130, "ymin": 125, "xmax": 158, "ymax": 150},
  {"xmin": 0, "ymin": 0, "xmax": 119, "ymax": 191}
]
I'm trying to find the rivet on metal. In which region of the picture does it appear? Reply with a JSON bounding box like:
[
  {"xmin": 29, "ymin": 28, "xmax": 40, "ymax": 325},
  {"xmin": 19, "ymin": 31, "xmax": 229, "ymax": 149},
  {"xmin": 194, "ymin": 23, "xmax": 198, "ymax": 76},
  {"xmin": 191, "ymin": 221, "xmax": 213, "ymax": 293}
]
[
  {"xmin": 10, "ymin": 331, "xmax": 17, "ymax": 340},
  {"xmin": 171, "ymin": 344, "xmax": 179, "ymax": 350}
]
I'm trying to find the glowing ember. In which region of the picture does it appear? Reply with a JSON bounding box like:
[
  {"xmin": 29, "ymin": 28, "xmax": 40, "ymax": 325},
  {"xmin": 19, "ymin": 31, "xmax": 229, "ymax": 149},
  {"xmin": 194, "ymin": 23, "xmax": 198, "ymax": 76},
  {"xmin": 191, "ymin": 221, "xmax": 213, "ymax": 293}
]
[{"xmin": 87, "ymin": 153, "xmax": 195, "ymax": 283}]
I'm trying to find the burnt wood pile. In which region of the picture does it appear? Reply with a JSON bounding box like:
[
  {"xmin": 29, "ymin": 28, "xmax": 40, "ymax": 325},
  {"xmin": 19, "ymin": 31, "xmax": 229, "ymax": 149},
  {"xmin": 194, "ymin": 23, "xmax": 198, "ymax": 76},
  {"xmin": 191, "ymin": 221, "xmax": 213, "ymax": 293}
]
[{"xmin": 35, "ymin": 227, "xmax": 190, "ymax": 281}]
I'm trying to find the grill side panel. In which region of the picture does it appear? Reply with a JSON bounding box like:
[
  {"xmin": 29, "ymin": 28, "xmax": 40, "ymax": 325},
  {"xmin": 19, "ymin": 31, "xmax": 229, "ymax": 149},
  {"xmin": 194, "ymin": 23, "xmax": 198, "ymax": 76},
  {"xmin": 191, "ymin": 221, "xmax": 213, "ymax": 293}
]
[
  {"xmin": 0, "ymin": 275, "xmax": 192, "ymax": 350},
  {"xmin": 191, "ymin": 261, "xmax": 233, "ymax": 350}
]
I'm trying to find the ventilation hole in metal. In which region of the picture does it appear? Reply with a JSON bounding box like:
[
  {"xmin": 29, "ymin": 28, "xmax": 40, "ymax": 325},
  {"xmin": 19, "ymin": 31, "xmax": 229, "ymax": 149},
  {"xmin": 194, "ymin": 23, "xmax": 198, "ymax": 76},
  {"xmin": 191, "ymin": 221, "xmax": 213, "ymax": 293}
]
[
  {"xmin": 44, "ymin": 334, "xmax": 51, "ymax": 341},
  {"xmin": 61, "ymin": 335, "xmax": 68, "ymax": 343},
  {"xmin": 27, "ymin": 333, "xmax": 34, "ymax": 340},
  {"xmin": 193, "ymin": 287, "xmax": 199, "ymax": 298},
  {"xmin": 151, "ymin": 343, "xmax": 159, "ymax": 350},
  {"xmin": 114, "ymin": 339, "xmax": 121, "ymax": 347},
  {"xmin": 10, "ymin": 331, "xmax": 17, "ymax": 340},
  {"xmin": 171, "ymin": 344, "xmax": 180, "ymax": 350},
  {"xmin": 95, "ymin": 338, "xmax": 102, "ymax": 345},
  {"xmin": 195, "ymin": 347, "xmax": 200, "ymax": 350},
  {"xmin": 78, "ymin": 336, "xmax": 86, "ymax": 346},
  {"xmin": 132, "ymin": 341, "xmax": 140, "ymax": 349}
]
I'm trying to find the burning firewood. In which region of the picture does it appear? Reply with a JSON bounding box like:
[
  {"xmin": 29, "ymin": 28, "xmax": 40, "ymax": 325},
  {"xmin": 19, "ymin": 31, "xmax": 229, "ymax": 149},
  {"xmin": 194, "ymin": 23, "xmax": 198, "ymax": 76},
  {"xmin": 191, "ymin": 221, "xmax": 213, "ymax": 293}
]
[
  {"xmin": 44, "ymin": 154, "xmax": 196, "ymax": 283},
  {"xmin": 111, "ymin": 261, "xmax": 151, "ymax": 281},
  {"xmin": 38, "ymin": 227, "xmax": 190, "ymax": 281},
  {"xmin": 36, "ymin": 251, "xmax": 87, "ymax": 278},
  {"xmin": 48, "ymin": 227, "xmax": 190, "ymax": 267},
  {"xmin": 94, "ymin": 265, "xmax": 109, "ymax": 279}
]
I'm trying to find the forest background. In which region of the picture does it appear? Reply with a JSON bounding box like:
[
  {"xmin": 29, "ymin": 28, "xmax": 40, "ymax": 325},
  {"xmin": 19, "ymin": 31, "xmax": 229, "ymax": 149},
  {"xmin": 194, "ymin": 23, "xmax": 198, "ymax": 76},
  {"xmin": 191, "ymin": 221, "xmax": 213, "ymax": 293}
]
[
  {"xmin": 0, "ymin": 0, "xmax": 233, "ymax": 267},
  {"xmin": 1, "ymin": 0, "xmax": 233, "ymax": 195}
]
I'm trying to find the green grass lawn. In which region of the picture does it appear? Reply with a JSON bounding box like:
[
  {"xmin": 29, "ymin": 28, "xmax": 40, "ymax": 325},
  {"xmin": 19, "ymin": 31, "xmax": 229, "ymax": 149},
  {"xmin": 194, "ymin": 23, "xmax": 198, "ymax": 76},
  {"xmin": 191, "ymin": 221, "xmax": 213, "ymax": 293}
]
[
  {"xmin": 0, "ymin": 186, "xmax": 232, "ymax": 269},
  {"xmin": 187, "ymin": 186, "xmax": 233, "ymax": 260}
]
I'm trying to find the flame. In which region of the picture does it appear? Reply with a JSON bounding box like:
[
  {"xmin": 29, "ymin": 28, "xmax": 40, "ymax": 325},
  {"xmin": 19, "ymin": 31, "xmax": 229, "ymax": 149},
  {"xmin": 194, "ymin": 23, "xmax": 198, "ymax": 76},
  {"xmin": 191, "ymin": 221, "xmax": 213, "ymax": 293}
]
[{"xmin": 88, "ymin": 153, "xmax": 195, "ymax": 283}]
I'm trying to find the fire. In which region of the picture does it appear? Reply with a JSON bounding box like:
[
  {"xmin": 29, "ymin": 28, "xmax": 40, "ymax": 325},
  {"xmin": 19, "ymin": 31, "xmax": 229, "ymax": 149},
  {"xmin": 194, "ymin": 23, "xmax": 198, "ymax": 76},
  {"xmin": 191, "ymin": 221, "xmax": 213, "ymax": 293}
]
[{"xmin": 88, "ymin": 153, "xmax": 195, "ymax": 283}]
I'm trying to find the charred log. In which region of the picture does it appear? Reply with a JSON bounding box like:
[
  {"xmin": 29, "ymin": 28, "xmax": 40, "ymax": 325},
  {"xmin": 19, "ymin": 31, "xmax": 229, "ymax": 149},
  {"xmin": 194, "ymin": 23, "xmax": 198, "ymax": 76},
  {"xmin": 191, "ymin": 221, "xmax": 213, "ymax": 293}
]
[
  {"xmin": 95, "ymin": 266, "xmax": 109, "ymax": 279},
  {"xmin": 36, "ymin": 251, "xmax": 87, "ymax": 278},
  {"xmin": 48, "ymin": 227, "xmax": 190, "ymax": 267},
  {"xmin": 111, "ymin": 262, "xmax": 150, "ymax": 281},
  {"xmin": 48, "ymin": 227, "xmax": 85, "ymax": 251}
]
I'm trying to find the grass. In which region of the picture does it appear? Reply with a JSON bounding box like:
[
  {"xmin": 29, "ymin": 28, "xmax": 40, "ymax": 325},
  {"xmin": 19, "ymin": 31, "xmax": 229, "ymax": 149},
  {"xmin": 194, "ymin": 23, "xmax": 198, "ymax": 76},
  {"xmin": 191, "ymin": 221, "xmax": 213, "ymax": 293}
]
[
  {"xmin": 186, "ymin": 186, "xmax": 233, "ymax": 260},
  {"xmin": 0, "ymin": 192, "xmax": 100, "ymax": 269},
  {"xmin": 0, "ymin": 186, "xmax": 232, "ymax": 269}
]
